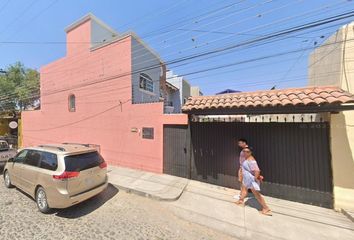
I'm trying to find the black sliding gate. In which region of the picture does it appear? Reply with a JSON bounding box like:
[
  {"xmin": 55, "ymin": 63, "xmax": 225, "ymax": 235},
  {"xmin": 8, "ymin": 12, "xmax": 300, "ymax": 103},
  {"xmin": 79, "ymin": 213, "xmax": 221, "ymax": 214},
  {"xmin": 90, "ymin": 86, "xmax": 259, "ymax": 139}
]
[{"xmin": 163, "ymin": 122, "xmax": 333, "ymax": 208}]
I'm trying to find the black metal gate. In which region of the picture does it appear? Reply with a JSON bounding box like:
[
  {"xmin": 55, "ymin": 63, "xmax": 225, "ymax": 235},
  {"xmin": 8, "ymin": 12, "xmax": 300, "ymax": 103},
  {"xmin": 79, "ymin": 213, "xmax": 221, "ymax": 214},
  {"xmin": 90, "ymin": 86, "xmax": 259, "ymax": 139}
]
[
  {"xmin": 189, "ymin": 122, "xmax": 333, "ymax": 208},
  {"xmin": 163, "ymin": 125, "xmax": 190, "ymax": 178},
  {"xmin": 163, "ymin": 122, "xmax": 333, "ymax": 208}
]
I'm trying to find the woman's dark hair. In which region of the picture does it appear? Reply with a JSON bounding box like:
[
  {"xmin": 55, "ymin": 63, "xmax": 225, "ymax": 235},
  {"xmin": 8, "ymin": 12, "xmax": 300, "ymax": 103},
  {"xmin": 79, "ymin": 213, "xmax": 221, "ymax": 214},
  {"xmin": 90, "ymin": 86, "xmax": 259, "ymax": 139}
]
[
  {"xmin": 244, "ymin": 146, "xmax": 254, "ymax": 154},
  {"xmin": 238, "ymin": 138, "xmax": 248, "ymax": 144}
]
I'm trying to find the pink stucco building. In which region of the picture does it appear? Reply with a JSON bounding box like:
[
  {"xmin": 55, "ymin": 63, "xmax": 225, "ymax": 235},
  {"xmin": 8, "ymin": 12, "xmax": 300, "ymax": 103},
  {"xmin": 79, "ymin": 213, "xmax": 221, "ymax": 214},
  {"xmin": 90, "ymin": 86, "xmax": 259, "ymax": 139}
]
[{"xmin": 22, "ymin": 14, "xmax": 187, "ymax": 173}]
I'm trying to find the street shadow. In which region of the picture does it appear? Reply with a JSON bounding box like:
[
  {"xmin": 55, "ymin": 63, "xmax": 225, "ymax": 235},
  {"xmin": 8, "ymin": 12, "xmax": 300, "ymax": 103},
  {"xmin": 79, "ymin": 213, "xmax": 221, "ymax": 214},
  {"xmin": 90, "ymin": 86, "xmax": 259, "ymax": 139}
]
[
  {"xmin": 10, "ymin": 186, "xmax": 36, "ymax": 202},
  {"xmin": 244, "ymin": 195, "xmax": 262, "ymax": 211},
  {"xmin": 55, "ymin": 183, "xmax": 119, "ymax": 219}
]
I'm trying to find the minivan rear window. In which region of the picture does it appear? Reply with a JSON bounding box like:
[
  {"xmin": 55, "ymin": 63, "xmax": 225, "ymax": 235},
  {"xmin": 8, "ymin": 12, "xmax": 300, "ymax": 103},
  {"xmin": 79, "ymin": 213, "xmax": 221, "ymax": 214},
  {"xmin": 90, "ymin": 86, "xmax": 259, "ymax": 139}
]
[{"xmin": 64, "ymin": 151, "xmax": 104, "ymax": 172}]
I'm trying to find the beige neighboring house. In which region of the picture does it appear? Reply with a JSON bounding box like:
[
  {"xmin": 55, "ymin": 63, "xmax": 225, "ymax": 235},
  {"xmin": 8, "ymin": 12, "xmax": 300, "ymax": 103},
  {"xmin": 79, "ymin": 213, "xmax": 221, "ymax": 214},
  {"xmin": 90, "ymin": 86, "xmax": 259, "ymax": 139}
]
[
  {"xmin": 191, "ymin": 86, "xmax": 203, "ymax": 97},
  {"xmin": 309, "ymin": 21, "xmax": 354, "ymax": 211}
]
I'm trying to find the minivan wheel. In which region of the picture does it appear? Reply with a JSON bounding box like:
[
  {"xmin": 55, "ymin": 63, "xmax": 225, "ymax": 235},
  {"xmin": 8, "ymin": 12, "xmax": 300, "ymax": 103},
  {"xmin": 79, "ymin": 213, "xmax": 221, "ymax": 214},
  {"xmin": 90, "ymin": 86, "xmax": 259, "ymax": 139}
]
[
  {"xmin": 36, "ymin": 187, "xmax": 51, "ymax": 214},
  {"xmin": 4, "ymin": 171, "xmax": 13, "ymax": 188}
]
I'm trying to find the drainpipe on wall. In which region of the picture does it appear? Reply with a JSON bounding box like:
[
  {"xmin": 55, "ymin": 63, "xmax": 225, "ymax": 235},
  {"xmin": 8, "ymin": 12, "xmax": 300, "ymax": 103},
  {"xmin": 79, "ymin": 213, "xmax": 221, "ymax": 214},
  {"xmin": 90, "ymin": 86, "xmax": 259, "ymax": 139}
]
[{"xmin": 159, "ymin": 62, "xmax": 167, "ymax": 101}]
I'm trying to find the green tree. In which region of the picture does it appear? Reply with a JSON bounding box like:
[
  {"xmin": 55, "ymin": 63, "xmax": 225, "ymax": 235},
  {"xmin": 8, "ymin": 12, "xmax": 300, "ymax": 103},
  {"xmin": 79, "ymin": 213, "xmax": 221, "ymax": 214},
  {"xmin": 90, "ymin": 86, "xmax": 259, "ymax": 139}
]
[{"xmin": 0, "ymin": 62, "xmax": 40, "ymax": 110}]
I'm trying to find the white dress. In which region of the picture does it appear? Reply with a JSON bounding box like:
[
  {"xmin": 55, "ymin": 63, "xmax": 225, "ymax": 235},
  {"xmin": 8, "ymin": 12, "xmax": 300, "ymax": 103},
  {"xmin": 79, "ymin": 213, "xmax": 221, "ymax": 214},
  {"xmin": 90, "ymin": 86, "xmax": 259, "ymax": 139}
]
[{"xmin": 241, "ymin": 159, "xmax": 261, "ymax": 191}]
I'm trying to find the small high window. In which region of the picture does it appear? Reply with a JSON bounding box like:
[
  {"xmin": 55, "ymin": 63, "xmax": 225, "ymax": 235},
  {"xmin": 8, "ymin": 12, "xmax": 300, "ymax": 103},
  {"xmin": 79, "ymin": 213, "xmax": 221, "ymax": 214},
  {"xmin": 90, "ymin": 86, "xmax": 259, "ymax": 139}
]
[
  {"xmin": 139, "ymin": 73, "xmax": 154, "ymax": 93},
  {"xmin": 69, "ymin": 94, "xmax": 76, "ymax": 112}
]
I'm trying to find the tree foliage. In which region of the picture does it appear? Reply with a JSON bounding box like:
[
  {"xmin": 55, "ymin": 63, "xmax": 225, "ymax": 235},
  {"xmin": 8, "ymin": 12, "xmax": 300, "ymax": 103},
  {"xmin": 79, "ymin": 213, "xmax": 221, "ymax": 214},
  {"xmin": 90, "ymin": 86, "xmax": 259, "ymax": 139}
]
[{"xmin": 0, "ymin": 62, "xmax": 40, "ymax": 110}]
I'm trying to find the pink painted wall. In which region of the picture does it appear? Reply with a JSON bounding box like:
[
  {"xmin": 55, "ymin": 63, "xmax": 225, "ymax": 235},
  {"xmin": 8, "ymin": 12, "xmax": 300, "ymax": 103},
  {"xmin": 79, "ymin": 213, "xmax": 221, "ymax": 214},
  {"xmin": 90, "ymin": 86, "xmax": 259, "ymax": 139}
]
[
  {"xmin": 66, "ymin": 19, "xmax": 91, "ymax": 57},
  {"xmin": 22, "ymin": 17, "xmax": 187, "ymax": 173}
]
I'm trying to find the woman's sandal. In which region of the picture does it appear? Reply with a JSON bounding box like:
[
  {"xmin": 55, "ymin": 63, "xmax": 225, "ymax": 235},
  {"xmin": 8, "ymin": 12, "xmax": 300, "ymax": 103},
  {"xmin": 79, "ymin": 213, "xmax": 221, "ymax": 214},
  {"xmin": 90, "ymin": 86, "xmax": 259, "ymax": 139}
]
[
  {"xmin": 234, "ymin": 199, "xmax": 244, "ymax": 206},
  {"xmin": 260, "ymin": 209, "xmax": 273, "ymax": 216}
]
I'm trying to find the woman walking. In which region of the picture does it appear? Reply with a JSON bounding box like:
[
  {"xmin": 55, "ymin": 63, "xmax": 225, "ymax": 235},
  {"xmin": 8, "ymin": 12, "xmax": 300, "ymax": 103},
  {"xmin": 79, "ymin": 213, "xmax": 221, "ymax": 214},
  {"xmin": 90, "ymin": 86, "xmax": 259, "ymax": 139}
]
[{"xmin": 235, "ymin": 147, "xmax": 272, "ymax": 216}]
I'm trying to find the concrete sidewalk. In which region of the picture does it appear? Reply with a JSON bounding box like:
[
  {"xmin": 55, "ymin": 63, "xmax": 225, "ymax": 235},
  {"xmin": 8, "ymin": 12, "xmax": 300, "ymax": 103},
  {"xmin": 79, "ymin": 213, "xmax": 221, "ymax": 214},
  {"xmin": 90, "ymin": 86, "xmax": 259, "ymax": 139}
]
[
  {"xmin": 169, "ymin": 180, "xmax": 354, "ymax": 240},
  {"xmin": 107, "ymin": 165, "xmax": 189, "ymax": 201},
  {"xmin": 108, "ymin": 166, "xmax": 354, "ymax": 240}
]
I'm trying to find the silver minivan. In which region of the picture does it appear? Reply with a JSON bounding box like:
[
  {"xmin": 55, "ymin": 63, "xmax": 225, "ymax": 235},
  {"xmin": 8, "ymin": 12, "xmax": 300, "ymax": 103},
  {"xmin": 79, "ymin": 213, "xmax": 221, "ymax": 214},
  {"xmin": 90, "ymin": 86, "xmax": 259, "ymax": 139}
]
[{"xmin": 3, "ymin": 143, "xmax": 108, "ymax": 213}]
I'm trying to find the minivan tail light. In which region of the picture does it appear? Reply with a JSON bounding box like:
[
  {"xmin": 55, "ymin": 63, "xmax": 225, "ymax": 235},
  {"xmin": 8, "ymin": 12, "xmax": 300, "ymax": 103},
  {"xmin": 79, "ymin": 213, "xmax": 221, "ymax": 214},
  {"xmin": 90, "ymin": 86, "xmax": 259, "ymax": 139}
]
[
  {"xmin": 99, "ymin": 162, "xmax": 107, "ymax": 169},
  {"xmin": 53, "ymin": 171, "xmax": 79, "ymax": 180}
]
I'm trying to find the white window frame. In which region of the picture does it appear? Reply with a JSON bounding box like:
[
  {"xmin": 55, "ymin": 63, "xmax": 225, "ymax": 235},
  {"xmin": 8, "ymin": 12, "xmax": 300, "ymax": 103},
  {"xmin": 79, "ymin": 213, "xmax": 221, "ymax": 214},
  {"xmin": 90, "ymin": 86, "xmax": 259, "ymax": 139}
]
[{"xmin": 139, "ymin": 73, "xmax": 154, "ymax": 93}]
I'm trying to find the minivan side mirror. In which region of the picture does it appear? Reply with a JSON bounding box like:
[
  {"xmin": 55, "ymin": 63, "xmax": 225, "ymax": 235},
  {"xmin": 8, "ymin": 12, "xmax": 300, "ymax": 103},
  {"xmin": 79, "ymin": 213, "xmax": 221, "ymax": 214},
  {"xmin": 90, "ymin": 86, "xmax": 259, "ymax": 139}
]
[{"xmin": 7, "ymin": 157, "xmax": 14, "ymax": 162}]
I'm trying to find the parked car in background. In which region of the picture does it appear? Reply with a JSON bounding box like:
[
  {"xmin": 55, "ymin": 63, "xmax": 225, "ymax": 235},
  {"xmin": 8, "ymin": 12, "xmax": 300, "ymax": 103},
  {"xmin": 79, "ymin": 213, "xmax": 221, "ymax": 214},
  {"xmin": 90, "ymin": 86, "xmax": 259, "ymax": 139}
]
[
  {"xmin": 3, "ymin": 143, "xmax": 108, "ymax": 213},
  {"xmin": 0, "ymin": 140, "xmax": 16, "ymax": 169}
]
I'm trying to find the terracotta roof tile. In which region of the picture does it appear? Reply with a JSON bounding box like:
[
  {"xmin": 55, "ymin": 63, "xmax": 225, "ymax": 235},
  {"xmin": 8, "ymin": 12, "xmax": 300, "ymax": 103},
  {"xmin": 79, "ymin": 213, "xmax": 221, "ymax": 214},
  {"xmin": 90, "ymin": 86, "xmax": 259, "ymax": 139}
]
[
  {"xmin": 269, "ymin": 95, "xmax": 278, "ymax": 101},
  {"xmin": 319, "ymin": 92, "xmax": 332, "ymax": 99},
  {"xmin": 263, "ymin": 100, "xmax": 272, "ymax": 106},
  {"xmin": 281, "ymin": 98, "xmax": 293, "ymax": 106},
  {"xmin": 297, "ymin": 93, "xmax": 309, "ymax": 100},
  {"xmin": 238, "ymin": 101, "xmax": 246, "ymax": 107},
  {"xmin": 260, "ymin": 95, "xmax": 269, "ymax": 101},
  {"xmin": 270, "ymin": 99, "xmax": 282, "ymax": 106},
  {"xmin": 254, "ymin": 96, "xmax": 262, "ymax": 101},
  {"xmin": 290, "ymin": 98, "xmax": 304, "ymax": 105},
  {"xmin": 254, "ymin": 100, "xmax": 263, "ymax": 106},
  {"xmin": 338, "ymin": 95, "xmax": 354, "ymax": 102},
  {"xmin": 302, "ymin": 97, "xmax": 314, "ymax": 105},
  {"xmin": 182, "ymin": 86, "xmax": 354, "ymax": 112},
  {"xmin": 313, "ymin": 97, "xmax": 327, "ymax": 105}
]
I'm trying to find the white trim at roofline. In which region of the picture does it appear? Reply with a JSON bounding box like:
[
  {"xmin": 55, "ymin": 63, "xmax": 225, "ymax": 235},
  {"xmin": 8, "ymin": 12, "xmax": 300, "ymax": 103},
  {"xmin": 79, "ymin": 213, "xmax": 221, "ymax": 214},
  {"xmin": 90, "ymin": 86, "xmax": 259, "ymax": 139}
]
[
  {"xmin": 65, "ymin": 13, "xmax": 164, "ymax": 65},
  {"xmin": 129, "ymin": 32, "xmax": 163, "ymax": 64},
  {"xmin": 90, "ymin": 31, "xmax": 164, "ymax": 65},
  {"xmin": 65, "ymin": 13, "xmax": 119, "ymax": 36}
]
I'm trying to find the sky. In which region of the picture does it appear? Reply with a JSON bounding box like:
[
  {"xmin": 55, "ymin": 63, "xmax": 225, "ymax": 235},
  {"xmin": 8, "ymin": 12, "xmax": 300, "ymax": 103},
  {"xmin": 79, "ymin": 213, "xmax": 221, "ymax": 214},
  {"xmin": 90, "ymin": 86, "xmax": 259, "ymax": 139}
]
[{"xmin": 0, "ymin": 0, "xmax": 353, "ymax": 95}]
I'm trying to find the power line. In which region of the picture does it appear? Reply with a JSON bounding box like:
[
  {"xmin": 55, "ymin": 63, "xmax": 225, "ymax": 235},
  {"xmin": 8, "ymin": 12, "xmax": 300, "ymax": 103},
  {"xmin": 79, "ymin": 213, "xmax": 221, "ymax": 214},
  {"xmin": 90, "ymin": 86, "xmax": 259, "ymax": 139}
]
[
  {"xmin": 117, "ymin": 0, "xmax": 190, "ymax": 30},
  {"xmin": 25, "ymin": 98, "xmax": 131, "ymax": 132},
  {"xmin": 37, "ymin": 20, "xmax": 344, "ymax": 81},
  {"xmin": 175, "ymin": 28, "xmax": 316, "ymax": 39},
  {"xmin": 42, "ymin": 68, "xmax": 354, "ymax": 105},
  {"xmin": 33, "ymin": 0, "xmax": 285, "ymax": 76},
  {"xmin": 134, "ymin": 0, "xmax": 250, "ymax": 40},
  {"xmin": 21, "ymin": 69, "xmax": 354, "ymax": 132},
  {"xmin": 131, "ymin": 0, "xmax": 298, "ymax": 67},
  {"xmin": 0, "ymin": 1, "xmax": 247, "ymax": 45},
  {"xmin": 34, "ymin": 2, "xmax": 351, "ymax": 79},
  {"xmin": 1, "ymin": 0, "xmax": 59, "ymax": 44},
  {"xmin": 274, "ymin": 40, "xmax": 314, "ymax": 86},
  {"xmin": 0, "ymin": 0, "xmax": 37, "ymax": 36},
  {"xmin": 176, "ymin": 20, "xmax": 349, "ymax": 75},
  {"xmin": 129, "ymin": 0, "xmax": 349, "ymax": 68},
  {"xmin": 1, "ymin": 10, "xmax": 354, "ymax": 105},
  {"xmin": 1, "ymin": 21, "xmax": 352, "ymax": 108},
  {"xmin": 0, "ymin": 0, "xmax": 348, "ymax": 83},
  {"xmin": 0, "ymin": 0, "xmax": 11, "ymax": 16},
  {"xmin": 125, "ymin": 0, "xmax": 349, "ymax": 71},
  {"xmin": 150, "ymin": 0, "xmax": 273, "ymax": 49},
  {"xmin": 1, "ymin": 36, "xmax": 354, "ymax": 108}
]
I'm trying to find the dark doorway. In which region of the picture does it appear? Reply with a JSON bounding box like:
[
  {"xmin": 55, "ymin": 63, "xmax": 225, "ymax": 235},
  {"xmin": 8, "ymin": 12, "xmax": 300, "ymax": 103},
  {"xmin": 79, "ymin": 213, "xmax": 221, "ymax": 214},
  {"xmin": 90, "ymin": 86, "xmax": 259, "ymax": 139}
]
[{"xmin": 163, "ymin": 125, "xmax": 190, "ymax": 179}]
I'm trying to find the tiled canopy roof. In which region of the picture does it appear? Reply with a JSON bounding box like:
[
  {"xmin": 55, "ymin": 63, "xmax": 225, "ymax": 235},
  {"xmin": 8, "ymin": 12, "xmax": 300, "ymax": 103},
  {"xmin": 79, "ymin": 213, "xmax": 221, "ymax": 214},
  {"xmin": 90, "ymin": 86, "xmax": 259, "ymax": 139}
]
[{"xmin": 182, "ymin": 86, "xmax": 354, "ymax": 113}]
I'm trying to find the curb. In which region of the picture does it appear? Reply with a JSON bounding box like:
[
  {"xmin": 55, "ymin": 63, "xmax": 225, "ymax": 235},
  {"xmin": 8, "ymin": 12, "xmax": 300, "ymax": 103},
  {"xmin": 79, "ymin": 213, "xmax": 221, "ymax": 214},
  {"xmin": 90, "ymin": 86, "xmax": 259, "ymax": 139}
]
[
  {"xmin": 109, "ymin": 181, "xmax": 188, "ymax": 202},
  {"xmin": 341, "ymin": 209, "xmax": 354, "ymax": 223}
]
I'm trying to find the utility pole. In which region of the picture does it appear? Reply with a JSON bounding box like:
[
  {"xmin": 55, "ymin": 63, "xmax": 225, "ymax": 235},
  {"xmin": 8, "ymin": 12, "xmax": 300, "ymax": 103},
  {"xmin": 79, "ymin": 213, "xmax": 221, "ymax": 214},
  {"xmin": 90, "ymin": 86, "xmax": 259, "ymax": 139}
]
[{"xmin": 0, "ymin": 69, "xmax": 7, "ymax": 111}]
